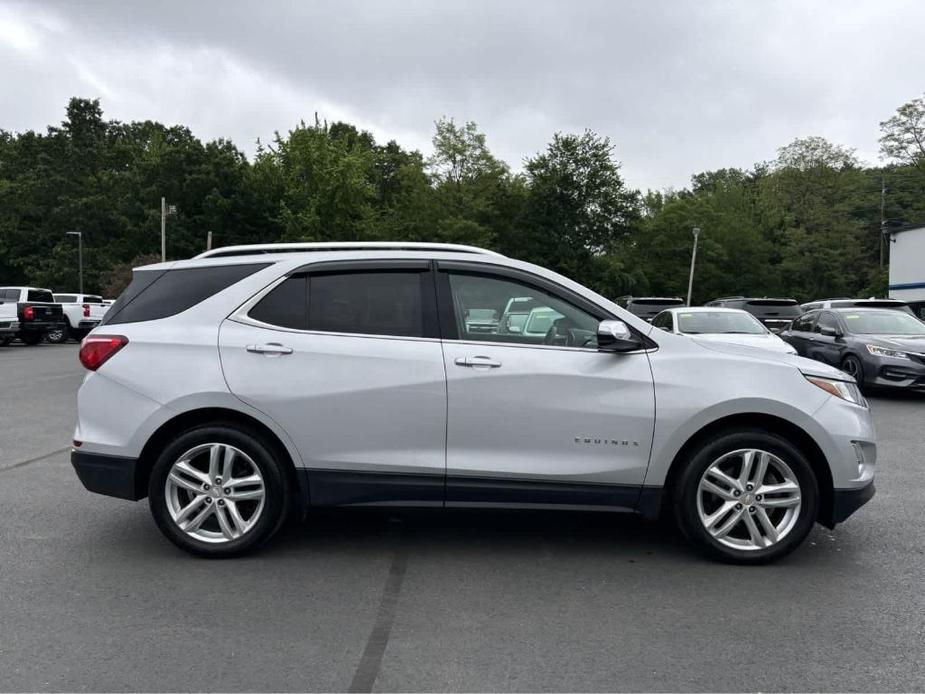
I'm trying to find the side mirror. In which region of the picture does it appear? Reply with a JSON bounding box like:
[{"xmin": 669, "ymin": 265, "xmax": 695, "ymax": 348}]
[
  {"xmin": 819, "ymin": 326, "xmax": 840, "ymax": 338},
  {"xmin": 597, "ymin": 320, "xmax": 642, "ymax": 353}
]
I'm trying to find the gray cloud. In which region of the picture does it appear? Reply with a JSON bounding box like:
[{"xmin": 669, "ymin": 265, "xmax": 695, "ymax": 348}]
[{"xmin": 2, "ymin": 0, "xmax": 923, "ymax": 190}]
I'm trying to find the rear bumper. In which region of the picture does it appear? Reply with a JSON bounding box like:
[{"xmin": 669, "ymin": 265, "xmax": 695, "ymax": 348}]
[
  {"xmin": 71, "ymin": 449, "xmax": 146, "ymax": 501},
  {"xmin": 826, "ymin": 481, "xmax": 876, "ymax": 526},
  {"xmin": 20, "ymin": 319, "xmax": 67, "ymax": 331}
]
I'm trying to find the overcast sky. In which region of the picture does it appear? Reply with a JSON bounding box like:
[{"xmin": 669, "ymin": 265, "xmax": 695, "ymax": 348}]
[{"xmin": 1, "ymin": 0, "xmax": 923, "ymax": 191}]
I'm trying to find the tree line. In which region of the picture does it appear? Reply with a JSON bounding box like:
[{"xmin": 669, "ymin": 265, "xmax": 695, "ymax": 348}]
[{"xmin": 1, "ymin": 95, "xmax": 924, "ymax": 302}]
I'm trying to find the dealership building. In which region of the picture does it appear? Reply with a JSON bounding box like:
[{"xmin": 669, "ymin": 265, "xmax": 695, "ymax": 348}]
[{"xmin": 889, "ymin": 222, "xmax": 925, "ymax": 319}]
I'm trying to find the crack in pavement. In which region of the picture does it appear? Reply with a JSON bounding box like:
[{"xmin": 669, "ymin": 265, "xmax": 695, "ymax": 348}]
[{"xmin": 0, "ymin": 447, "xmax": 70, "ymax": 474}]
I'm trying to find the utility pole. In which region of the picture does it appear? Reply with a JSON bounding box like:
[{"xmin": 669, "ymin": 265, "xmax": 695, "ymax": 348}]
[
  {"xmin": 879, "ymin": 176, "xmax": 887, "ymax": 271},
  {"xmin": 161, "ymin": 197, "xmax": 167, "ymax": 262},
  {"xmin": 206, "ymin": 230, "xmax": 213, "ymax": 251},
  {"xmin": 66, "ymin": 231, "xmax": 83, "ymax": 293},
  {"xmin": 160, "ymin": 197, "xmax": 177, "ymax": 261},
  {"xmin": 686, "ymin": 227, "xmax": 700, "ymax": 306}
]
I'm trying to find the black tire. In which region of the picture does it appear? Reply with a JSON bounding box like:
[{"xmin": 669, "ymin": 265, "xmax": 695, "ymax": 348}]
[
  {"xmin": 45, "ymin": 327, "xmax": 69, "ymax": 343},
  {"xmin": 0, "ymin": 335, "xmax": 11, "ymax": 346},
  {"xmin": 842, "ymin": 354, "xmax": 864, "ymax": 389},
  {"xmin": 18, "ymin": 331, "xmax": 43, "ymax": 345},
  {"xmin": 148, "ymin": 423, "xmax": 291, "ymax": 558},
  {"xmin": 673, "ymin": 429, "xmax": 819, "ymax": 564}
]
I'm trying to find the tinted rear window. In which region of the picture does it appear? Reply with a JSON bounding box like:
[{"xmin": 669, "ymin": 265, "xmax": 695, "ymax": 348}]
[
  {"xmin": 84, "ymin": 296, "xmax": 103, "ymax": 304},
  {"xmin": 308, "ymin": 271, "xmax": 423, "ymax": 337},
  {"xmin": 630, "ymin": 298, "xmax": 684, "ymax": 306},
  {"xmin": 54, "ymin": 294, "xmax": 78, "ymax": 303},
  {"xmin": 745, "ymin": 300, "xmax": 802, "ymax": 318},
  {"xmin": 249, "ymin": 276, "xmax": 308, "ymax": 329},
  {"xmin": 102, "ymin": 263, "xmax": 268, "ymax": 326},
  {"xmin": 27, "ymin": 290, "xmax": 54, "ymax": 302}
]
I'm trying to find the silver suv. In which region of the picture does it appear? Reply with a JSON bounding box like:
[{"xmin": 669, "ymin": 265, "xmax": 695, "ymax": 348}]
[{"xmin": 72, "ymin": 243, "xmax": 876, "ymax": 563}]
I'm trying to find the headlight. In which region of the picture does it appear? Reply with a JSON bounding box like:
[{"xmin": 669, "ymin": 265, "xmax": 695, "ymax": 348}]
[
  {"xmin": 866, "ymin": 344, "xmax": 909, "ymax": 360},
  {"xmin": 805, "ymin": 376, "xmax": 867, "ymax": 407}
]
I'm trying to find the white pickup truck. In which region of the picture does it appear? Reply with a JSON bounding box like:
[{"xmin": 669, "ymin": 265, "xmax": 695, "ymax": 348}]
[
  {"xmin": 0, "ymin": 299, "xmax": 20, "ymax": 346},
  {"xmin": 0, "ymin": 286, "xmax": 67, "ymax": 345},
  {"xmin": 48, "ymin": 293, "xmax": 110, "ymax": 343}
]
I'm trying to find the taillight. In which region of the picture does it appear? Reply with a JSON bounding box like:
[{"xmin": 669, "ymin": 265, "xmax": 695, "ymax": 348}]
[
  {"xmin": 24, "ymin": 306, "xmax": 34, "ymax": 320},
  {"xmin": 79, "ymin": 335, "xmax": 128, "ymax": 371},
  {"xmin": 83, "ymin": 304, "xmax": 90, "ymax": 318}
]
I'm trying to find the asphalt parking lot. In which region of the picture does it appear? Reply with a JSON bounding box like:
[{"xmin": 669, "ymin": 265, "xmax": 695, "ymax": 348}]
[{"xmin": 1, "ymin": 343, "xmax": 924, "ymax": 692}]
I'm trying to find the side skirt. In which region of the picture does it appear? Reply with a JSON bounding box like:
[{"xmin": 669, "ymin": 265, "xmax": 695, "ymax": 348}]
[{"xmin": 300, "ymin": 468, "xmax": 652, "ymax": 514}]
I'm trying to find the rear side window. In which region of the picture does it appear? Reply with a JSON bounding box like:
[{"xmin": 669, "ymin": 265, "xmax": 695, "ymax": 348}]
[
  {"xmin": 249, "ymin": 276, "xmax": 308, "ymax": 329},
  {"xmin": 308, "ymin": 272, "xmax": 423, "ymax": 337},
  {"xmin": 84, "ymin": 295, "xmax": 103, "ymax": 304},
  {"xmin": 0, "ymin": 289, "xmax": 19, "ymax": 301},
  {"xmin": 103, "ymin": 263, "xmax": 268, "ymax": 326}
]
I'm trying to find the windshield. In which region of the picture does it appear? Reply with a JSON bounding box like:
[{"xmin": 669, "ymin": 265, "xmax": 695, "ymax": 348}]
[
  {"xmin": 842, "ymin": 311, "xmax": 925, "ymax": 335},
  {"xmin": 677, "ymin": 311, "xmax": 767, "ymax": 335}
]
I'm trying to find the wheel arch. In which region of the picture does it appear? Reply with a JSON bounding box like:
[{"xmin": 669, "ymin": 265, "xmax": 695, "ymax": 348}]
[
  {"xmin": 660, "ymin": 412, "xmax": 833, "ymax": 526},
  {"xmin": 136, "ymin": 407, "xmax": 306, "ymax": 505}
]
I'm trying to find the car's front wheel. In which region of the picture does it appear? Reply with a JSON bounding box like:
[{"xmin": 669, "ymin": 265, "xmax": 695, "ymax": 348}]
[
  {"xmin": 148, "ymin": 424, "xmax": 290, "ymax": 557},
  {"xmin": 674, "ymin": 429, "xmax": 818, "ymax": 564}
]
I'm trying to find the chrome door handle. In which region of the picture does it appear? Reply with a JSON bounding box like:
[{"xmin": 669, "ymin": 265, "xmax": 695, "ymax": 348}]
[
  {"xmin": 246, "ymin": 343, "xmax": 293, "ymax": 355},
  {"xmin": 454, "ymin": 355, "xmax": 501, "ymax": 368}
]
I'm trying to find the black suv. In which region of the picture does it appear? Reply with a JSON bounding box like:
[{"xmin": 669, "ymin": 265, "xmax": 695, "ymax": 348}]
[
  {"xmin": 705, "ymin": 297, "xmax": 802, "ymax": 333},
  {"xmin": 614, "ymin": 296, "xmax": 685, "ymax": 322}
]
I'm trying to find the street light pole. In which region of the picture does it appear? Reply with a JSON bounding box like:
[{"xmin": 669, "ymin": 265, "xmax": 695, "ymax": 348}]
[
  {"xmin": 686, "ymin": 227, "xmax": 700, "ymax": 306},
  {"xmin": 161, "ymin": 196, "xmax": 167, "ymax": 262},
  {"xmin": 66, "ymin": 231, "xmax": 83, "ymax": 294}
]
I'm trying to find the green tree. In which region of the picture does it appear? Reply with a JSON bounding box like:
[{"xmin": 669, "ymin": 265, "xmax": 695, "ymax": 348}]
[{"xmin": 517, "ymin": 130, "xmax": 640, "ymax": 291}]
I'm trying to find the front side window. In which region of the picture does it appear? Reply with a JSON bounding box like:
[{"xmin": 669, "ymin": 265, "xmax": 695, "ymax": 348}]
[
  {"xmin": 651, "ymin": 311, "xmax": 673, "ymax": 331},
  {"xmin": 815, "ymin": 313, "xmax": 838, "ymax": 334},
  {"xmin": 308, "ymin": 271, "xmax": 424, "ymax": 338},
  {"xmin": 447, "ymin": 272, "xmax": 600, "ymax": 347}
]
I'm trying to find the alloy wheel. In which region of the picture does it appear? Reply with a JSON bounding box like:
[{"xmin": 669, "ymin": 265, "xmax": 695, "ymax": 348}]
[
  {"xmin": 696, "ymin": 448, "xmax": 802, "ymax": 551},
  {"xmin": 165, "ymin": 442, "xmax": 266, "ymax": 544}
]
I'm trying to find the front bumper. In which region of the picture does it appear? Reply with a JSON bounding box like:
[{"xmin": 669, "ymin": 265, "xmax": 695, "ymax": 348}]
[
  {"xmin": 71, "ymin": 449, "xmax": 146, "ymax": 501},
  {"xmin": 863, "ymin": 354, "xmax": 925, "ymax": 390},
  {"xmin": 827, "ymin": 481, "xmax": 876, "ymax": 526}
]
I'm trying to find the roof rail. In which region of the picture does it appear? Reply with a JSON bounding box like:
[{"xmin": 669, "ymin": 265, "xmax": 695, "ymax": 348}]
[{"xmin": 195, "ymin": 241, "xmax": 504, "ymax": 259}]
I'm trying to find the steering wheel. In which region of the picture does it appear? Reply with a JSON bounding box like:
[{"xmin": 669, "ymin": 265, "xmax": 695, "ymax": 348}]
[{"xmin": 544, "ymin": 317, "xmax": 578, "ymax": 346}]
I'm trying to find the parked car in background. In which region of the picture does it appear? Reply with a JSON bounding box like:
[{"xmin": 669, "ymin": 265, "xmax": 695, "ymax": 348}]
[
  {"xmin": 0, "ymin": 286, "xmax": 66, "ymax": 345},
  {"xmin": 0, "ymin": 299, "xmax": 20, "ymax": 345},
  {"xmin": 705, "ymin": 297, "xmax": 802, "ymax": 333},
  {"xmin": 651, "ymin": 307, "xmax": 797, "ymax": 354},
  {"xmin": 72, "ymin": 241, "xmax": 875, "ymax": 564},
  {"xmin": 615, "ymin": 296, "xmax": 685, "ymax": 322},
  {"xmin": 462, "ymin": 308, "xmax": 499, "ymax": 335},
  {"xmin": 801, "ymin": 298, "xmax": 916, "ymax": 316},
  {"xmin": 781, "ymin": 308, "xmax": 925, "ymax": 391},
  {"xmin": 48, "ymin": 293, "xmax": 109, "ymax": 343}
]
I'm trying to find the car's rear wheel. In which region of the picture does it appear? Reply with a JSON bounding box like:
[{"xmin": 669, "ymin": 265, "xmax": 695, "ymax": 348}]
[
  {"xmin": 45, "ymin": 327, "xmax": 68, "ymax": 343},
  {"xmin": 148, "ymin": 424, "xmax": 290, "ymax": 557},
  {"xmin": 673, "ymin": 429, "xmax": 818, "ymax": 564},
  {"xmin": 18, "ymin": 331, "xmax": 43, "ymax": 345}
]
